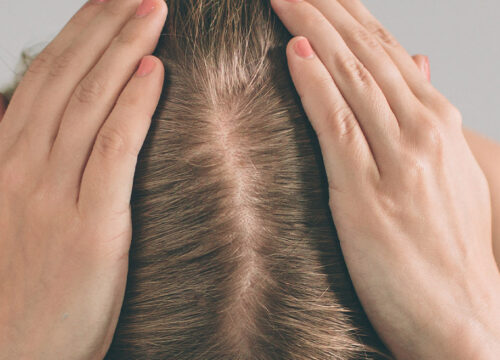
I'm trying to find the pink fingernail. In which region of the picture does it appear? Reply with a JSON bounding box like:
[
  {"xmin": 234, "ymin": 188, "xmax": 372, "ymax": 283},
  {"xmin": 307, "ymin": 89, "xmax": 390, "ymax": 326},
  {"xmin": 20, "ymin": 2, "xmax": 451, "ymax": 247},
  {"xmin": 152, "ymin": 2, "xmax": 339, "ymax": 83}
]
[
  {"xmin": 136, "ymin": 57, "xmax": 156, "ymax": 77},
  {"xmin": 294, "ymin": 37, "xmax": 315, "ymax": 59},
  {"xmin": 135, "ymin": 0, "xmax": 156, "ymax": 18},
  {"xmin": 424, "ymin": 56, "xmax": 431, "ymax": 82}
]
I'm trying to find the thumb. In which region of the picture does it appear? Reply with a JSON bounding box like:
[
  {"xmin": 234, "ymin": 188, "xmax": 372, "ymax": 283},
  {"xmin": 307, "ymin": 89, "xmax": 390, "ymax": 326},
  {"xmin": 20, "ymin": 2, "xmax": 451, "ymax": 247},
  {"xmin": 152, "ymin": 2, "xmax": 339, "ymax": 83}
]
[
  {"xmin": 412, "ymin": 55, "xmax": 431, "ymax": 82},
  {"xmin": 0, "ymin": 93, "xmax": 7, "ymax": 123}
]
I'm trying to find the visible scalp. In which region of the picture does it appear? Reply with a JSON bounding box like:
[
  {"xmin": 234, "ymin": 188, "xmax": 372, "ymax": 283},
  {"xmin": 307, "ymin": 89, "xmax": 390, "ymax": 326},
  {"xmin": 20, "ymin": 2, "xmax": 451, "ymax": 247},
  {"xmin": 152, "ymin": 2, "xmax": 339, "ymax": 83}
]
[{"xmin": 105, "ymin": 1, "xmax": 393, "ymax": 359}]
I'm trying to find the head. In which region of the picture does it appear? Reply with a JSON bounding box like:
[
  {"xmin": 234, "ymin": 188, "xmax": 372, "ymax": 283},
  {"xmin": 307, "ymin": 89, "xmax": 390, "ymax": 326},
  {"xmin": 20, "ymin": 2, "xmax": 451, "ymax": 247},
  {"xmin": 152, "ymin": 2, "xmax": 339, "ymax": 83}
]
[{"xmin": 105, "ymin": 0, "xmax": 391, "ymax": 358}]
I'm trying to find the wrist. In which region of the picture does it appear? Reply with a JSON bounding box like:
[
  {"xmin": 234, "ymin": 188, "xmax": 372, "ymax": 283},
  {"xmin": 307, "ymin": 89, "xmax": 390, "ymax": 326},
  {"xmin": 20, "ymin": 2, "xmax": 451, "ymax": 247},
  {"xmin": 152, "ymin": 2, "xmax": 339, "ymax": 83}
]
[
  {"xmin": 460, "ymin": 315, "xmax": 500, "ymax": 360},
  {"xmin": 459, "ymin": 277, "xmax": 500, "ymax": 360},
  {"xmin": 390, "ymin": 278, "xmax": 500, "ymax": 360}
]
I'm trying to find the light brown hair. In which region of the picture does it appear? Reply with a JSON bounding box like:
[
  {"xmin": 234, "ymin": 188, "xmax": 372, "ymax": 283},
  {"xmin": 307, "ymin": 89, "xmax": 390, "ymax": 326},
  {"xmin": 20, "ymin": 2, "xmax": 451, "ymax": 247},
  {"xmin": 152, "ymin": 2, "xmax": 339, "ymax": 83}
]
[{"xmin": 105, "ymin": 0, "xmax": 392, "ymax": 358}]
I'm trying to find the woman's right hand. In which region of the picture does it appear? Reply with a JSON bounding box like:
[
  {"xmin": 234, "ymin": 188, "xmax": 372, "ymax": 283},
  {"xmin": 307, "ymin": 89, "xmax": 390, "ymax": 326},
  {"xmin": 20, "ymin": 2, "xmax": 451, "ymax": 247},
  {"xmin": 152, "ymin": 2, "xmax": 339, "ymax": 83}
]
[
  {"xmin": 0, "ymin": 0, "xmax": 167, "ymax": 358},
  {"xmin": 272, "ymin": 0, "xmax": 500, "ymax": 358}
]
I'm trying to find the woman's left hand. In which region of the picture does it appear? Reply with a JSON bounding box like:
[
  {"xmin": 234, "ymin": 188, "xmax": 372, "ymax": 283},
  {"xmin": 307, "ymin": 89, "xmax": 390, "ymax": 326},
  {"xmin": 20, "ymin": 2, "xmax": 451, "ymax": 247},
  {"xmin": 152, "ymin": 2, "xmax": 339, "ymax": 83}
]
[{"xmin": 271, "ymin": 0, "xmax": 500, "ymax": 359}]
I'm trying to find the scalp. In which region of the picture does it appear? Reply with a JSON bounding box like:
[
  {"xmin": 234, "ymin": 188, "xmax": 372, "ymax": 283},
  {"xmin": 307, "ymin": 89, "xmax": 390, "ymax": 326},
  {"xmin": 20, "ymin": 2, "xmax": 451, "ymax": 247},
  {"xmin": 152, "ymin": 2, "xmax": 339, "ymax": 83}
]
[{"xmin": 105, "ymin": 1, "xmax": 391, "ymax": 358}]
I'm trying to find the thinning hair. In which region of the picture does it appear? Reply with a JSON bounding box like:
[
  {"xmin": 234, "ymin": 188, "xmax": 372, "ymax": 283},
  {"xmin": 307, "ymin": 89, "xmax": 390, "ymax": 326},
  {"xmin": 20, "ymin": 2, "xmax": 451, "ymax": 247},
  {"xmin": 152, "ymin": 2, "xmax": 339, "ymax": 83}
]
[{"xmin": 105, "ymin": 0, "xmax": 391, "ymax": 358}]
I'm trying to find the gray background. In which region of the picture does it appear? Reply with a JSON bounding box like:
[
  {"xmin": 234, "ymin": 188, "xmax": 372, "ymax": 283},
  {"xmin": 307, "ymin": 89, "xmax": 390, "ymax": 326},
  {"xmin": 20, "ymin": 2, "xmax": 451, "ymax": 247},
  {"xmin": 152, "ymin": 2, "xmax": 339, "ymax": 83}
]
[{"xmin": 0, "ymin": 0, "xmax": 498, "ymax": 141}]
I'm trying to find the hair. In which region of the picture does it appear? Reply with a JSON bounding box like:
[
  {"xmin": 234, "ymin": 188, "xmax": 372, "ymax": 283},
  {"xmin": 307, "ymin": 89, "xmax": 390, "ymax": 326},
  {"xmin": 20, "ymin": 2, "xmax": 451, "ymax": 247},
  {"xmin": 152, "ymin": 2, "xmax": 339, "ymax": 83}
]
[{"xmin": 100, "ymin": 0, "xmax": 392, "ymax": 358}]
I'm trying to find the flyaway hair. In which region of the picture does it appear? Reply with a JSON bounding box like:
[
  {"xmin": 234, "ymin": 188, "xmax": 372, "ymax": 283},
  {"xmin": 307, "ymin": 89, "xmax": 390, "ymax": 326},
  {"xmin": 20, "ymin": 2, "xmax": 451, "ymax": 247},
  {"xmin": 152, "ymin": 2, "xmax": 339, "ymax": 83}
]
[{"xmin": 105, "ymin": 0, "xmax": 392, "ymax": 358}]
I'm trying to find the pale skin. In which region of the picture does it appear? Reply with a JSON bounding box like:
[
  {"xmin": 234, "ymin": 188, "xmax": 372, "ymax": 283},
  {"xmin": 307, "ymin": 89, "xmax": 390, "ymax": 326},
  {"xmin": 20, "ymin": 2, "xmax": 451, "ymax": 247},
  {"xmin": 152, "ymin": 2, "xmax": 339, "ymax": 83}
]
[
  {"xmin": 412, "ymin": 55, "xmax": 500, "ymax": 270},
  {"xmin": 271, "ymin": 0, "xmax": 500, "ymax": 359},
  {"xmin": 0, "ymin": 0, "xmax": 167, "ymax": 358},
  {"xmin": 0, "ymin": 1, "xmax": 499, "ymax": 360}
]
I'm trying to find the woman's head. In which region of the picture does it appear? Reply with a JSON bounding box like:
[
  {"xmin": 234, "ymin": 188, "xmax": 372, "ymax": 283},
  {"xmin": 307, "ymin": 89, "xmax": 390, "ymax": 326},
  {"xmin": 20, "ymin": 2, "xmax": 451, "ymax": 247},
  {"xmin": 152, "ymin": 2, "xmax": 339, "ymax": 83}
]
[{"xmin": 105, "ymin": 0, "xmax": 391, "ymax": 358}]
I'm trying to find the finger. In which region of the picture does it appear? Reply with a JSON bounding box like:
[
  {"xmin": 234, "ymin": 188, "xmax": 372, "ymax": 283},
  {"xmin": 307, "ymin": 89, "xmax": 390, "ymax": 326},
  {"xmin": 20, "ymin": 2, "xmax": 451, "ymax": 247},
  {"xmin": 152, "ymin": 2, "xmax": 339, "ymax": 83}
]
[
  {"xmin": 1, "ymin": 0, "xmax": 105, "ymax": 141},
  {"xmin": 286, "ymin": 37, "xmax": 379, "ymax": 192},
  {"xmin": 0, "ymin": 94, "xmax": 7, "ymax": 123},
  {"xmin": 412, "ymin": 55, "xmax": 431, "ymax": 82},
  {"xmin": 336, "ymin": 0, "xmax": 445, "ymax": 108},
  {"xmin": 303, "ymin": 0, "xmax": 422, "ymax": 121},
  {"xmin": 16, "ymin": 0, "xmax": 153, "ymax": 154},
  {"xmin": 78, "ymin": 56, "xmax": 164, "ymax": 216},
  {"xmin": 271, "ymin": 0, "xmax": 400, "ymax": 169},
  {"xmin": 49, "ymin": 0, "xmax": 167, "ymax": 191}
]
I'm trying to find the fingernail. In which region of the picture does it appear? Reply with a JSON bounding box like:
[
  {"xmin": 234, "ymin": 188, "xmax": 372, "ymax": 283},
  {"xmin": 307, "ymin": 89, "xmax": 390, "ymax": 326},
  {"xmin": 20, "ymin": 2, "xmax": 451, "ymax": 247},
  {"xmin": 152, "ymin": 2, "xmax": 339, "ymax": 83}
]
[
  {"xmin": 136, "ymin": 57, "xmax": 156, "ymax": 77},
  {"xmin": 424, "ymin": 56, "xmax": 431, "ymax": 82},
  {"xmin": 135, "ymin": 0, "xmax": 156, "ymax": 18},
  {"xmin": 294, "ymin": 37, "xmax": 315, "ymax": 59}
]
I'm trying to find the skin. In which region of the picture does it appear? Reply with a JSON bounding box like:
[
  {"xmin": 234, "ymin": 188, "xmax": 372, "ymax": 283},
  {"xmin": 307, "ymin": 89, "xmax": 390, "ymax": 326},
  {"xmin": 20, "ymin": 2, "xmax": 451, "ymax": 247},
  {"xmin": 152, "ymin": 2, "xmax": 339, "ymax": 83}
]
[
  {"xmin": 0, "ymin": 0, "xmax": 499, "ymax": 359},
  {"xmin": 9, "ymin": 52, "xmax": 496, "ymax": 270},
  {"xmin": 463, "ymin": 129, "xmax": 500, "ymax": 268},
  {"xmin": 0, "ymin": 0, "xmax": 167, "ymax": 358},
  {"xmin": 270, "ymin": 0, "xmax": 500, "ymax": 359},
  {"xmin": 411, "ymin": 55, "xmax": 500, "ymax": 270}
]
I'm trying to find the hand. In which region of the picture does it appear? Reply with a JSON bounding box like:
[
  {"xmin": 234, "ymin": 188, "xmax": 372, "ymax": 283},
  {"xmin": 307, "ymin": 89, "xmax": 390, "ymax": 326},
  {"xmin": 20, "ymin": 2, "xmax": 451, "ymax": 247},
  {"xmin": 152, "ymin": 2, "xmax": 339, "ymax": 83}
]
[
  {"xmin": 271, "ymin": 0, "xmax": 500, "ymax": 359},
  {"xmin": 0, "ymin": 0, "xmax": 167, "ymax": 358}
]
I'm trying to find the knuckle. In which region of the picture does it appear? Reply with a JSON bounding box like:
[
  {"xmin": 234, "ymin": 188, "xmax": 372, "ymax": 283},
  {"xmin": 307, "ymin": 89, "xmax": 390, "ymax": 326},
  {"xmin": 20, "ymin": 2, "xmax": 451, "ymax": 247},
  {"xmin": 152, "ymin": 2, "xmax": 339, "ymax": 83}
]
[
  {"xmin": 439, "ymin": 102, "xmax": 463, "ymax": 126},
  {"xmin": 366, "ymin": 21, "xmax": 399, "ymax": 48},
  {"xmin": 419, "ymin": 118, "xmax": 445, "ymax": 151},
  {"xmin": 396, "ymin": 150, "xmax": 428, "ymax": 186},
  {"xmin": 336, "ymin": 56, "xmax": 372, "ymax": 87},
  {"xmin": 314, "ymin": 75, "xmax": 336, "ymax": 95},
  {"xmin": 381, "ymin": 67, "xmax": 404, "ymax": 86},
  {"xmin": 74, "ymin": 74, "xmax": 106, "ymax": 105},
  {"xmin": 26, "ymin": 48, "xmax": 55, "ymax": 76},
  {"xmin": 48, "ymin": 49, "xmax": 77, "ymax": 79},
  {"xmin": 324, "ymin": 105, "xmax": 359, "ymax": 141},
  {"xmin": 351, "ymin": 26, "xmax": 383, "ymax": 52},
  {"xmin": 95, "ymin": 126, "xmax": 130, "ymax": 158}
]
